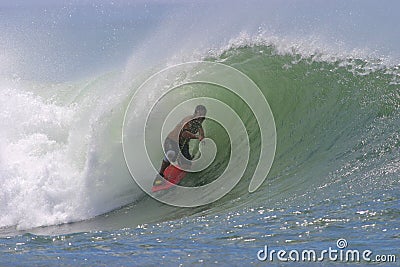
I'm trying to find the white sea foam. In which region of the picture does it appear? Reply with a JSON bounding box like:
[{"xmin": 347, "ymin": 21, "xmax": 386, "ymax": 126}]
[{"xmin": 0, "ymin": 85, "xmax": 139, "ymax": 230}]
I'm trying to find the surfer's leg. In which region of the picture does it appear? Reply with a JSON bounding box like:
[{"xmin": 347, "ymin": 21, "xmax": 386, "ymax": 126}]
[
  {"xmin": 154, "ymin": 160, "xmax": 168, "ymax": 186},
  {"xmin": 181, "ymin": 143, "xmax": 192, "ymax": 160},
  {"xmin": 158, "ymin": 159, "xmax": 170, "ymax": 177},
  {"xmin": 178, "ymin": 143, "xmax": 192, "ymax": 168},
  {"xmin": 159, "ymin": 138, "xmax": 178, "ymax": 176}
]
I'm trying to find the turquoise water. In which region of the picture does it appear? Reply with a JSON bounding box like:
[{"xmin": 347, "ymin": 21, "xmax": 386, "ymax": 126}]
[{"xmin": 1, "ymin": 1, "xmax": 399, "ymax": 266}]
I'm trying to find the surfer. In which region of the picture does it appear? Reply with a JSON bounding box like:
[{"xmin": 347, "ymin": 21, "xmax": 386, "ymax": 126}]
[{"xmin": 157, "ymin": 105, "xmax": 207, "ymax": 178}]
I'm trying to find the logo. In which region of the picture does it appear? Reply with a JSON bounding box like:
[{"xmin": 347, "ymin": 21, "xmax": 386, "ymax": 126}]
[{"xmin": 257, "ymin": 239, "xmax": 397, "ymax": 263}]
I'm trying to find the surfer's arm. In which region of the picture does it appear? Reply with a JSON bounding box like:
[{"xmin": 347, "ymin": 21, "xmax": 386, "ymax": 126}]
[
  {"xmin": 198, "ymin": 127, "xmax": 205, "ymax": 141},
  {"xmin": 181, "ymin": 129, "xmax": 198, "ymax": 139}
]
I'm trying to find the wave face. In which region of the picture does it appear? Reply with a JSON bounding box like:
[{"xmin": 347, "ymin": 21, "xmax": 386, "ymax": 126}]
[
  {"xmin": 220, "ymin": 46, "xmax": 400, "ymax": 202},
  {"xmin": 0, "ymin": 1, "xmax": 399, "ymax": 232},
  {"xmin": 1, "ymin": 44, "xmax": 399, "ymax": 231}
]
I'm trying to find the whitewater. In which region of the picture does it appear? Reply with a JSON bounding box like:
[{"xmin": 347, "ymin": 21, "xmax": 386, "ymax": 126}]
[{"xmin": 0, "ymin": 1, "xmax": 399, "ymax": 265}]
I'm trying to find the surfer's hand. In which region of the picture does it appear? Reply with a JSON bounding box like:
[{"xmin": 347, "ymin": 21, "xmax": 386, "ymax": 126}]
[{"xmin": 198, "ymin": 135, "xmax": 204, "ymax": 141}]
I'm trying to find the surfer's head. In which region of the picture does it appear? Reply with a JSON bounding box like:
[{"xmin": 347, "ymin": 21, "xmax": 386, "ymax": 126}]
[
  {"xmin": 194, "ymin": 105, "xmax": 207, "ymax": 121},
  {"xmin": 194, "ymin": 105, "xmax": 206, "ymax": 115}
]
